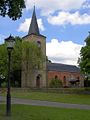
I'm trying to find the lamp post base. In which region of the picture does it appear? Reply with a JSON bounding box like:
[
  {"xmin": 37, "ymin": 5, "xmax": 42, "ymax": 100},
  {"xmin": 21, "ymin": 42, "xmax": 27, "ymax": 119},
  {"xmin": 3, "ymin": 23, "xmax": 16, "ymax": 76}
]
[{"xmin": 6, "ymin": 92, "xmax": 11, "ymax": 116}]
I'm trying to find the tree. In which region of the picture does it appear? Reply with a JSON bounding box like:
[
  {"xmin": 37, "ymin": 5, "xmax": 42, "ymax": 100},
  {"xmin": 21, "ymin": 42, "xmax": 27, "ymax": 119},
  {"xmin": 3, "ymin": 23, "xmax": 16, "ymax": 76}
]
[
  {"xmin": 78, "ymin": 32, "xmax": 90, "ymax": 77},
  {"xmin": 22, "ymin": 41, "xmax": 44, "ymax": 69},
  {"xmin": 0, "ymin": 37, "xmax": 43, "ymax": 87},
  {"xmin": 49, "ymin": 76, "xmax": 63, "ymax": 88},
  {"xmin": 12, "ymin": 37, "xmax": 22, "ymax": 71},
  {"xmin": 0, "ymin": 37, "xmax": 22, "ymax": 76},
  {"xmin": 0, "ymin": 44, "xmax": 7, "ymax": 77},
  {"xmin": 0, "ymin": 0, "xmax": 25, "ymax": 20},
  {"xmin": 0, "ymin": 44, "xmax": 7, "ymax": 87},
  {"xmin": 11, "ymin": 37, "xmax": 22, "ymax": 87}
]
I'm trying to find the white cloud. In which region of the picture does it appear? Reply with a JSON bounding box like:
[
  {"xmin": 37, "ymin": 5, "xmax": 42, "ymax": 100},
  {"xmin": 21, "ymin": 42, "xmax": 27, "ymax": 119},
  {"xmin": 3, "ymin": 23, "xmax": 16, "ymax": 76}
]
[
  {"xmin": 46, "ymin": 39, "xmax": 83, "ymax": 65},
  {"xmin": 38, "ymin": 19, "xmax": 45, "ymax": 31},
  {"xmin": 18, "ymin": 18, "xmax": 31, "ymax": 32},
  {"xmin": 47, "ymin": 11, "xmax": 90, "ymax": 25},
  {"xmin": 18, "ymin": 18, "xmax": 45, "ymax": 33},
  {"xmin": 0, "ymin": 34, "xmax": 6, "ymax": 44},
  {"xmin": 25, "ymin": 0, "xmax": 86, "ymax": 15}
]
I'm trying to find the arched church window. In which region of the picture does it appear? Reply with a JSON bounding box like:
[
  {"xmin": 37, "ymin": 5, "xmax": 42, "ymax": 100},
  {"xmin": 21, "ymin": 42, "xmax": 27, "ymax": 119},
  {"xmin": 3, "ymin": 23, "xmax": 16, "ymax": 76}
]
[
  {"xmin": 37, "ymin": 41, "xmax": 41, "ymax": 47},
  {"xmin": 63, "ymin": 76, "xmax": 66, "ymax": 80},
  {"xmin": 55, "ymin": 75, "xmax": 58, "ymax": 79}
]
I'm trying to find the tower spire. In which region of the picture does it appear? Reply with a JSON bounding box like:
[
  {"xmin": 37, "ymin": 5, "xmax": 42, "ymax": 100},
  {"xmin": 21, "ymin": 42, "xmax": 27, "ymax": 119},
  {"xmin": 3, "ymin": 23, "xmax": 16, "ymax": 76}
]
[{"xmin": 28, "ymin": 6, "xmax": 40, "ymax": 35}]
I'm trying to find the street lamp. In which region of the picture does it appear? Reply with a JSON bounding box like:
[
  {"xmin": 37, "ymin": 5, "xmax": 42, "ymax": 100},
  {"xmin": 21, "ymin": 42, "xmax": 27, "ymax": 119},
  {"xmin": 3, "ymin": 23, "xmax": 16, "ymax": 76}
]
[{"xmin": 5, "ymin": 35, "xmax": 15, "ymax": 116}]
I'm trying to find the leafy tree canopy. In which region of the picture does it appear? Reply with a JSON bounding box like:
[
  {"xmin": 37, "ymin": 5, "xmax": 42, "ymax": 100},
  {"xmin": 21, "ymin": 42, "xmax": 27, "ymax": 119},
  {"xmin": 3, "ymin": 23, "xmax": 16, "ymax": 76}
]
[
  {"xmin": 22, "ymin": 40, "xmax": 44, "ymax": 70},
  {"xmin": 0, "ymin": 43, "xmax": 7, "ymax": 76},
  {"xmin": 0, "ymin": 37, "xmax": 43, "ymax": 77},
  {"xmin": 0, "ymin": 0, "xmax": 25, "ymax": 20},
  {"xmin": 78, "ymin": 32, "xmax": 90, "ymax": 76}
]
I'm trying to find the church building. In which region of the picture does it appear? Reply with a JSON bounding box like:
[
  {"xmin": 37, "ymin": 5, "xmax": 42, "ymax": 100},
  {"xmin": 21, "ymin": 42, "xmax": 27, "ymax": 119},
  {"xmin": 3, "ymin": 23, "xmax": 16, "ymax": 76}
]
[{"xmin": 21, "ymin": 7, "xmax": 84, "ymax": 88}]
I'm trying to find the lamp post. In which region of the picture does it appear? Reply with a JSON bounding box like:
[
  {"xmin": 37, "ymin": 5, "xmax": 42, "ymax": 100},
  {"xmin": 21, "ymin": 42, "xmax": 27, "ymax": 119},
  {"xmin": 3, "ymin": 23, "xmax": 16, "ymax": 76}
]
[{"xmin": 5, "ymin": 35, "xmax": 15, "ymax": 116}]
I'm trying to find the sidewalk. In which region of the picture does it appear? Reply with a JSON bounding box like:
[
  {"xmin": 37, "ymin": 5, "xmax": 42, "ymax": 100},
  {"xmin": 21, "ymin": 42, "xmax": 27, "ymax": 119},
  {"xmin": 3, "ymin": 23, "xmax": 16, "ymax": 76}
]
[{"xmin": 0, "ymin": 96, "xmax": 90, "ymax": 110}]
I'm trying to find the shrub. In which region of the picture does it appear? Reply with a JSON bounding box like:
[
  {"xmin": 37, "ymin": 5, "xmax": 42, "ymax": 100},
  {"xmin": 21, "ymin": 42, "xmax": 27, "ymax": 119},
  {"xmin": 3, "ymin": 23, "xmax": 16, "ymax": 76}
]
[
  {"xmin": 49, "ymin": 78, "xmax": 63, "ymax": 88},
  {"xmin": 1, "ymin": 82, "xmax": 6, "ymax": 88},
  {"xmin": 84, "ymin": 80, "xmax": 90, "ymax": 87}
]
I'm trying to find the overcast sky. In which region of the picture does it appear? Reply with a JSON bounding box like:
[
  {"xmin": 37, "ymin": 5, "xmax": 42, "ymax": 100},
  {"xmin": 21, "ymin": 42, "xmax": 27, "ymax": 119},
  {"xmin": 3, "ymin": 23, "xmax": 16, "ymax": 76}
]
[{"xmin": 0, "ymin": 0, "xmax": 90, "ymax": 65}]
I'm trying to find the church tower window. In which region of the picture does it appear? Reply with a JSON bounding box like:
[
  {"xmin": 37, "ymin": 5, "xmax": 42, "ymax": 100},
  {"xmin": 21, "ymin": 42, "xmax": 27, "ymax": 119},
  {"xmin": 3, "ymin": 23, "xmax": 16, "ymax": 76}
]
[{"xmin": 37, "ymin": 41, "xmax": 41, "ymax": 47}]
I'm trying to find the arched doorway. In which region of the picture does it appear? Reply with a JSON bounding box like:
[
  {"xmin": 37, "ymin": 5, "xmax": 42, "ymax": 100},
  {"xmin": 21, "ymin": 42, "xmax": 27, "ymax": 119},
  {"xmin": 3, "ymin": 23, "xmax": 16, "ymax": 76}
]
[{"xmin": 36, "ymin": 74, "xmax": 41, "ymax": 88}]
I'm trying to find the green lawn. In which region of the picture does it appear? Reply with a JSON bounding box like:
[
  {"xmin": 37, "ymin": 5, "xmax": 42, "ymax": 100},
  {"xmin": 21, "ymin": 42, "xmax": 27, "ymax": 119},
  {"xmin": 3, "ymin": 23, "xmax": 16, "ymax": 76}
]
[
  {"xmin": 1, "ymin": 90, "xmax": 90, "ymax": 105},
  {"xmin": 13, "ymin": 91, "xmax": 90, "ymax": 105},
  {"xmin": 0, "ymin": 104, "xmax": 90, "ymax": 120}
]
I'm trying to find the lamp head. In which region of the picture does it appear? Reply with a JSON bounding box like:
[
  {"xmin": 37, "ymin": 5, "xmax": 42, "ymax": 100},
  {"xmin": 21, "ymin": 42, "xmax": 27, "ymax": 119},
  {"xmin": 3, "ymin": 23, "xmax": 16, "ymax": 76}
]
[{"xmin": 5, "ymin": 35, "xmax": 15, "ymax": 50}]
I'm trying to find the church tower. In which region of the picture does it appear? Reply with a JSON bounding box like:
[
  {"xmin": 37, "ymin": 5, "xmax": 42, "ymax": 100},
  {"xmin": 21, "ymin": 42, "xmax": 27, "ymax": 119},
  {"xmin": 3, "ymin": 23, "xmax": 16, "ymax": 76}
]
[{"xmin": 21, "ymin": 7, "xmax": 46, "ymax": 88}]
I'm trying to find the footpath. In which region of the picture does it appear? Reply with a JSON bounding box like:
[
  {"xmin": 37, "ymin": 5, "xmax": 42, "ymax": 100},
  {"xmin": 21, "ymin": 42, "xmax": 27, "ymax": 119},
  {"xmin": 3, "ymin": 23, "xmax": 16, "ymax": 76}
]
[{"xmin": 0, "ymin": 96, "xmax": 90, "ymax": 110}]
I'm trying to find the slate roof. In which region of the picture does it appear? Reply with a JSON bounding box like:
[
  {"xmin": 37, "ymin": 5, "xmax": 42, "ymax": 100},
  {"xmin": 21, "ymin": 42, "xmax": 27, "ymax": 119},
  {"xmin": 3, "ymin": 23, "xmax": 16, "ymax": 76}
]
[
  {"xmin": 28, "ymin": 6, "xmax": 40, "ymax": 35},
  {"xmin": 47, "ymin": 63, "xmax": 80, "ymax": 73}
]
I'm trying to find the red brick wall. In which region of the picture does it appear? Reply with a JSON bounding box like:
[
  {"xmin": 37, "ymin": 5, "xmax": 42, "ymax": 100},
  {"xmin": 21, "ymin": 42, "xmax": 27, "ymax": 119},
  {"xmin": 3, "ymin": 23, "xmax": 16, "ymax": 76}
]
[{"xmin": 47, "ymin": 71, "xmax": 82, "ymax": 87}]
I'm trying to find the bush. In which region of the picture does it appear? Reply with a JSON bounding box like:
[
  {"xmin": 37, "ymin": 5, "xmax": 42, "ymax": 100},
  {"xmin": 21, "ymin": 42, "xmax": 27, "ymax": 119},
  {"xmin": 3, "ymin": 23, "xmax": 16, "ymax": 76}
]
[
  {"xmin": 84, "ymin": 80, "xmax": 90, "ymax": 87},
  {"xmin": 1, "ymin": 82, "xmax": 6, "ymax": 88},
  {"xmin": 49, "ymin": 78, "xmax": 63, "ymax": 88}
]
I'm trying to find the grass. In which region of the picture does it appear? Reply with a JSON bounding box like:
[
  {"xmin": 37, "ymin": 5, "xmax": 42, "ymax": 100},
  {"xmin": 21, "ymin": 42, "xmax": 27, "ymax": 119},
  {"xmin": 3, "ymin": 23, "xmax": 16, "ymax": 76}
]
[
  {"xmin": 0, "ymin": 104, "xmax": 90, "ymax": 120},
  {"xmin": 1, "ymin": 90, "xmax": 90, "ymax": 105},
  {"xmin": 11, "ymin": 91, "xmax": 90, "ymax": 105}
]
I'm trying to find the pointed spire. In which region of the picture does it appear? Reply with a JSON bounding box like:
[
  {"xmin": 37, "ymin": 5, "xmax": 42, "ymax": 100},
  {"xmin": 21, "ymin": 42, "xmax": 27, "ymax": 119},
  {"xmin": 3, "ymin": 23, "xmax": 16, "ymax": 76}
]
[{"xmin": 28, "ymin": 6, "xmax": 40, "ymax": 35}]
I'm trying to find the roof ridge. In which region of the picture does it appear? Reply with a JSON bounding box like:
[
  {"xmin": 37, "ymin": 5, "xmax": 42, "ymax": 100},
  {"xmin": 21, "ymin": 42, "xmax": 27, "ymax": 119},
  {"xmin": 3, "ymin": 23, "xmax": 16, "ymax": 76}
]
[{"xmin": 48, "ymin": 63, "xmax": 77, "ymax": 67}]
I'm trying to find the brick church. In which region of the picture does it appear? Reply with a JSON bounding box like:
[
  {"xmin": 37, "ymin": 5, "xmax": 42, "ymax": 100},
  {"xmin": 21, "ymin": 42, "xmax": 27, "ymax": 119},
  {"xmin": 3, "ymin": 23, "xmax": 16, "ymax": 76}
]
[{"xmin": 21, "ymin": 7, "xmax": 84, "ymax": 88}]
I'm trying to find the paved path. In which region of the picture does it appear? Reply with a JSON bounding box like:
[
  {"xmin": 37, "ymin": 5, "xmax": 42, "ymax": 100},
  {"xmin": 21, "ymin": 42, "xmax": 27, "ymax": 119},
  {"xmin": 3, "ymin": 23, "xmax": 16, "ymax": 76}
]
[{"xmin": 0, "ymin": 96, "xmax": 90, "ymax": 110}]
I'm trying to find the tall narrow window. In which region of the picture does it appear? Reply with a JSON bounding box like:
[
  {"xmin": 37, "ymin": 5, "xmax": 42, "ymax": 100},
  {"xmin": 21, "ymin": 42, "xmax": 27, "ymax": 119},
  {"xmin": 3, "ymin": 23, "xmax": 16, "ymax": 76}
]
[
  {"xmin": 37, "ymin": 41, "xmax": 41, "ymax": 47},
  {"xmin": 55, "ymin": 75, "xmax": 58, "ymax": 79},
  {"xmin": 63, "ymin": 76, "xmax": 66, "ymax": 86}
]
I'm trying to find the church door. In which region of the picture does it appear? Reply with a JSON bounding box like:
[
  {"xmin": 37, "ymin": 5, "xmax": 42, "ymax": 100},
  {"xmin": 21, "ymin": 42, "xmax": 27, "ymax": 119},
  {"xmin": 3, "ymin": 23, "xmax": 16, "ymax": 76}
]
[{"xmin": 36, "ymin": 75, "xmax": 40, "ymax": 88}]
